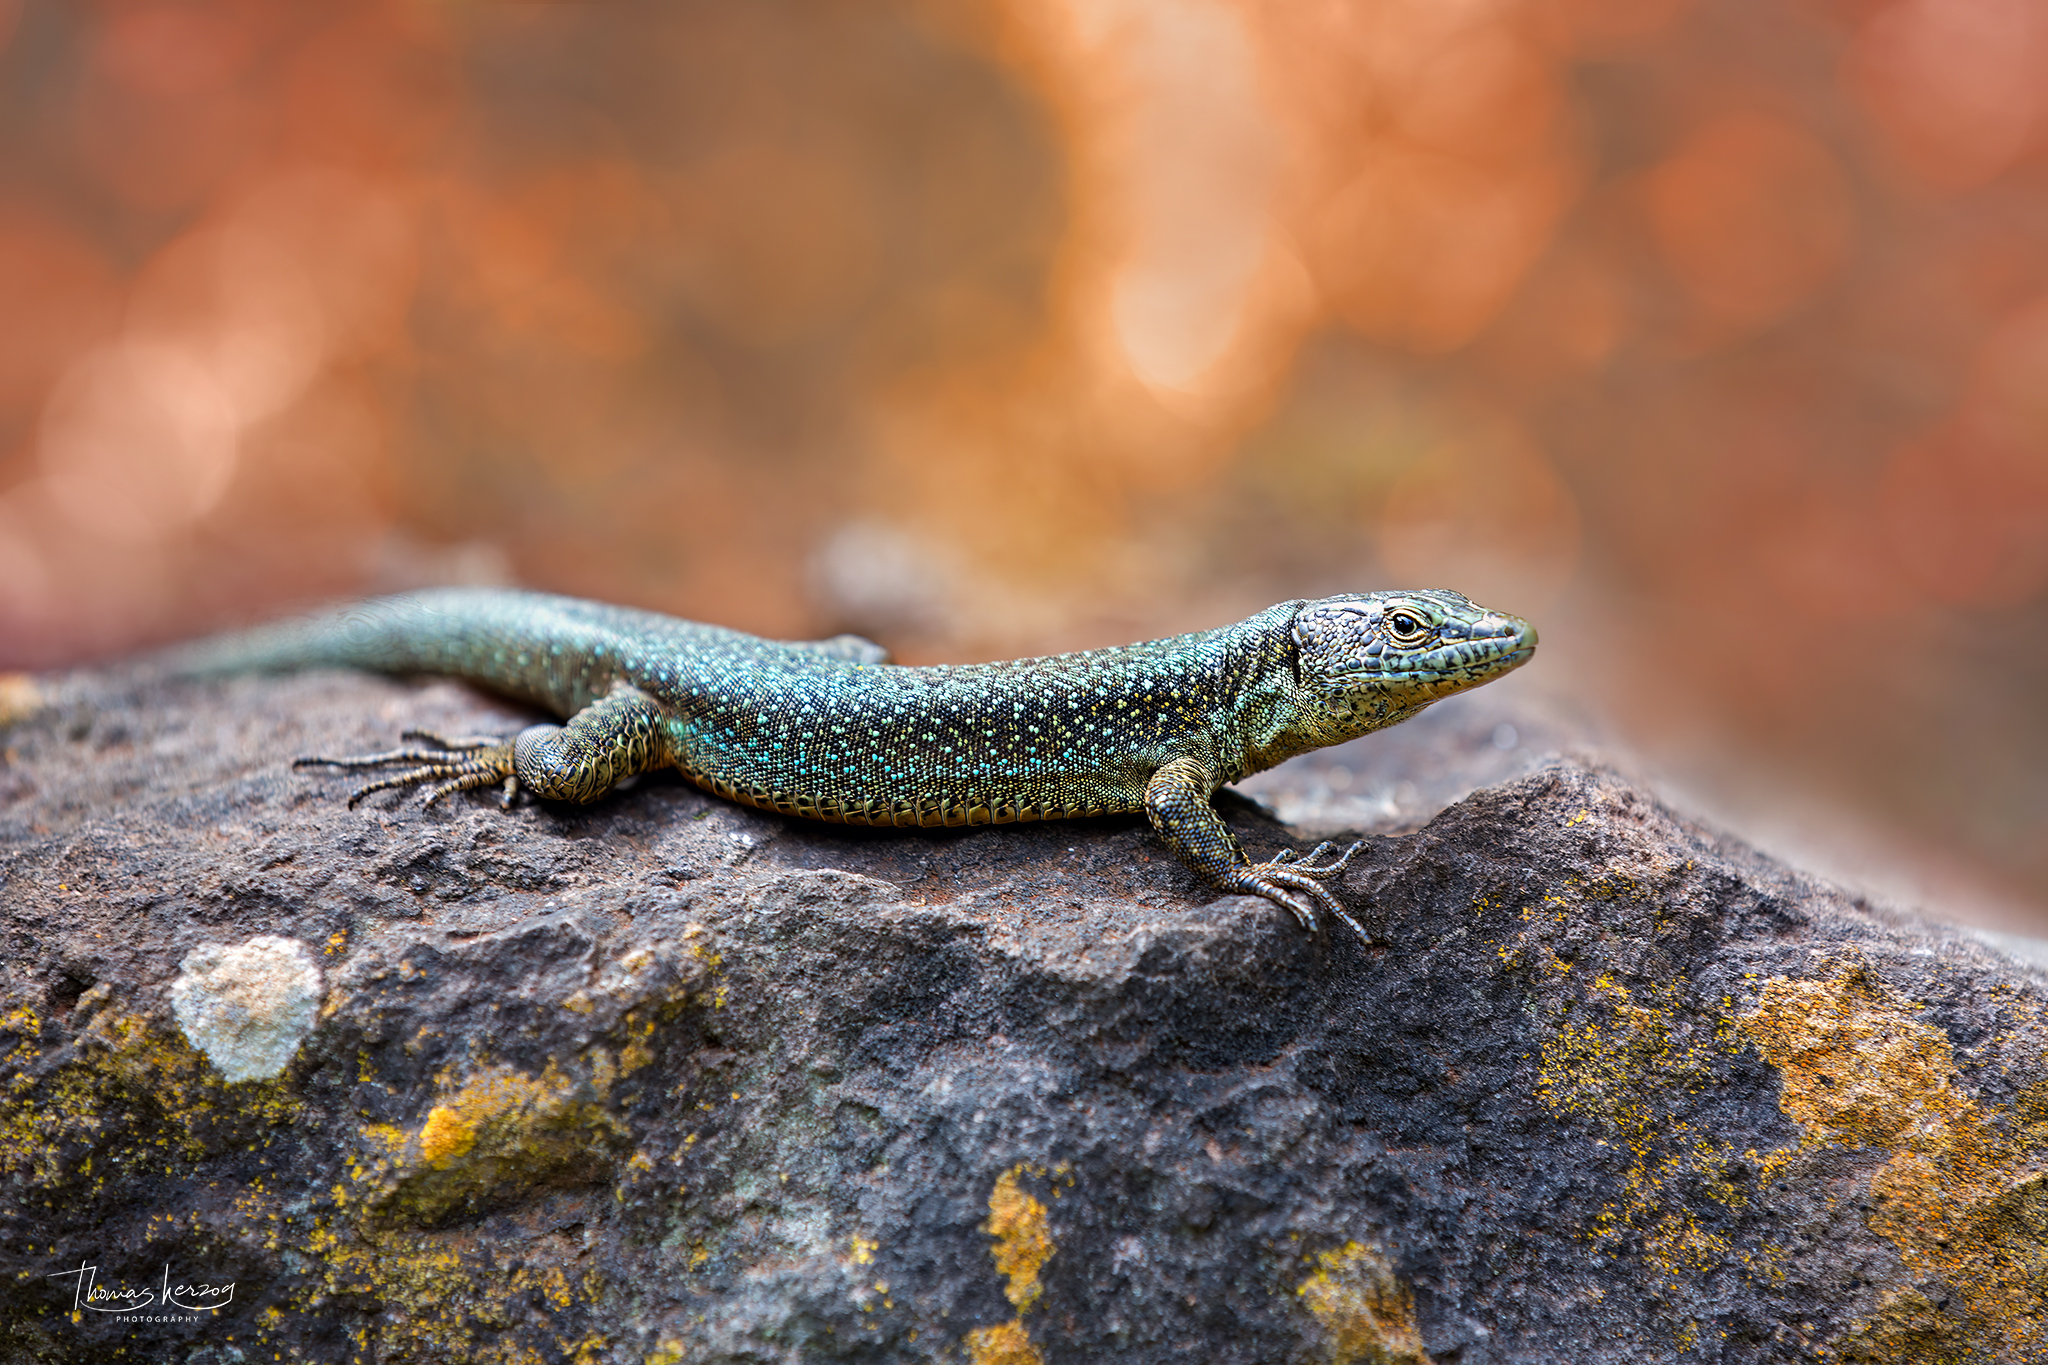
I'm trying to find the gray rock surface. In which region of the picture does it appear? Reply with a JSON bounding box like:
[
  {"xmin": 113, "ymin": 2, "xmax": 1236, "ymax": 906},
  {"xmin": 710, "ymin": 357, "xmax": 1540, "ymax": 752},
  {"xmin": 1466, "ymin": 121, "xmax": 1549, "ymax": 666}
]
[{"xmin": 1, "ymin": 666, "xmax": 2044, "ymax": 1364}]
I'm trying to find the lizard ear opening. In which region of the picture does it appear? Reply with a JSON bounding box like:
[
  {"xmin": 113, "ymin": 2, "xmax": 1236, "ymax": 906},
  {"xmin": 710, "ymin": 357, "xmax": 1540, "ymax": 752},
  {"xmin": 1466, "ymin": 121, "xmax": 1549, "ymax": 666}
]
[
  {"xmin": 1286, "ymin": 606, "xmax": 1311, "ymax": 689},
  {"xmin": 1288, "ymin": 600, "xmax": 1371, "ymax": 688}
]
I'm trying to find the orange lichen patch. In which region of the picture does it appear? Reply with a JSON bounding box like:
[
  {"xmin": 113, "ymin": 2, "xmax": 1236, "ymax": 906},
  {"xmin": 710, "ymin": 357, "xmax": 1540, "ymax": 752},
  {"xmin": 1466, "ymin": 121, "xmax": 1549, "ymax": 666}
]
[
  {"xmin": 966, "ymin": 1318, "xmax": 1045, "ymax": 1365},
  {"xmin": 1828, "ymin": 1287, "xmax": 1972, "ymax": 1365},
  {"xmin": 1534, "ymin": 970, "xmax": 1785, "ymax": 1288},
  {"xmin": 1741, "ymin": 968, "xmax": 1964, "ymax": 1149},
  {"xmin": 1740, "ymin": 967, "xmax": 2048, "ymax": 1359},
  {"xmin": 418, "ymin": 1103, "xmax": 476, "ymax": 1167},
  {"xmin": 368, "ymin": 1063, "xmax": 628, "ymax": 1224},
  {"xmin": 1294, "ymin": 1242, "xmax": 1432, "ymax": 1365},
  {"xmin": 984, "ymin": 1164, "xmax": 1056, "ymax": 1312}
]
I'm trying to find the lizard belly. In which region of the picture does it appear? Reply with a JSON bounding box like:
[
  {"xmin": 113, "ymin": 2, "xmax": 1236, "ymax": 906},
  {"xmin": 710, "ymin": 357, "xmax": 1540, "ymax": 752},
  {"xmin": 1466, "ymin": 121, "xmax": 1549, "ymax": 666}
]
[{"xmin": 671, "ymin": 743, "xmax": 1155, "ymax": 828}]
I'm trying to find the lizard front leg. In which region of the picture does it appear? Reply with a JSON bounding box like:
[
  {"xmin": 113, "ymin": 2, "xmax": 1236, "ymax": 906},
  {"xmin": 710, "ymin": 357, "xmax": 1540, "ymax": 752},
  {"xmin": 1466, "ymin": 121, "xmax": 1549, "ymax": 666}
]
[
  {"xmin": 296, "ymin": 682, "xmax": 672, "ymax": 809},
  {"xmin": 1143, "ymin": 756, "xmax": 1367, "ymax": 937}
]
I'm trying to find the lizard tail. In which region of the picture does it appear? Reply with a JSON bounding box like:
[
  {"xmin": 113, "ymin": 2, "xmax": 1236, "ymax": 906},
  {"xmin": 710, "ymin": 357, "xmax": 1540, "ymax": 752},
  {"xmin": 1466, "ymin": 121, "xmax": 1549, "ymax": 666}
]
[
  {"xmin": 155, "ymin": 588, "xmax": 716, "ymax": 717},
  {"xmin": 153, "ymin": 591, "xmax": 639, "ymax": 716},
  {"xmin": 161, "ymin": 592, "xmax": 498, "ymax": 678}
]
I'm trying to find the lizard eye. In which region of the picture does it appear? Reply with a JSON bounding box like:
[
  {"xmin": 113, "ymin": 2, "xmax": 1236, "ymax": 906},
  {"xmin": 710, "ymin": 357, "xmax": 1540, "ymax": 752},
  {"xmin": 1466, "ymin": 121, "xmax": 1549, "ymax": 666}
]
[{"xmin": 1386, "ymin": 611, "xmax": 1427, "ymax": 643}]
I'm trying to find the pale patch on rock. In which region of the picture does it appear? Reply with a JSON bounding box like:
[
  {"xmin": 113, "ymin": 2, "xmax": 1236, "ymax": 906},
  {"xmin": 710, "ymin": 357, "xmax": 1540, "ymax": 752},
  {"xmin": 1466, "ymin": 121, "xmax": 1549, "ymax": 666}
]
[{"xmin": 170, "ymin": 935, "xmax": 323, "ymax": 1082}]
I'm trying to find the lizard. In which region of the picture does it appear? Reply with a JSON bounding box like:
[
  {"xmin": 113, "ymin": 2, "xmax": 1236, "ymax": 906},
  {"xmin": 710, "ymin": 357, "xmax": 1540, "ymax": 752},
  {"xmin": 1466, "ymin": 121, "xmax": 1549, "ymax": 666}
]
[{"xmin": 175, "ymin": 587, "xmax": 1536, "ymax": 936}]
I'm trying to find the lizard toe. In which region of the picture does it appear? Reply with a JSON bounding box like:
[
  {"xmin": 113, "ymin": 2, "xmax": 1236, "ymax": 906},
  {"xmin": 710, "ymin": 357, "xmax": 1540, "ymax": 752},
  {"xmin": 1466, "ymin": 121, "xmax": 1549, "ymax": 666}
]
[
  {"xmin": 1231, "ymin": 863, "xmax": 1368, "ymax": 940},
  {"xmin": 1266, "ymin": 839, "xmax": 1363, "ymax": 881},
  {"xmin": 401, "ymin": 729, "xmax": 504, "ymax": 752},
  {"xmin": 1224, "ymin": 862, "xmax": 1369, "ymax": 939}
]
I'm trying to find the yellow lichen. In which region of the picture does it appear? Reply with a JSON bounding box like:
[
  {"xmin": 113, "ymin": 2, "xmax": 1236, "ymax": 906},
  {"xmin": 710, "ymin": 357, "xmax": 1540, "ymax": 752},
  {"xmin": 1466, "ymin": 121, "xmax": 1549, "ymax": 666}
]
[
  {"xmin": 1295, "ymin": 1242, "xmax": 1432, "ymax": 1365},
  {"xmin": 0, "ymin": 984, "xmax": 662, "ymax": 1363},
  {"xmin": 1534, "ymin": 970, "xmax": 1782, "ymax": 1286},
  {"xmin": 680, "ymin": 924, "xmax": 729, "ymax": 1009},
  {"xmin": 984, "ymin": 1164, "xmax": 1054, "ymax": 1311},
  {"xmin": 0, "ymin": 1008, "xmax": 299, "ymax": 1187},
  {"xmin": 966, "ymin": 1318, "xmax": 1046, "ymax": 1365},
  {"xmin": 968, "ymin": 1163, "xmax": 1063, "ymax": 1361},
  {"xmin": 0, "ymin": 1006, "xmax": 615, "ymax": 1360},
  {"xmin": 1743, "ymin": 969, "xmax": 1964, "ymax": 1149},
  {"xmin": 418, "ymin": 1104, "xmax": 477, "ymax": 1166},
  {"xmin": 1828, "ymin": 1288, "xmax": 1973, "ymax": 1364},
  {"xmin": 300, "ymin": 1212, "xmax": 606, "ymax": 1365},
  {"xmin": 1740, "ymin": 967, "xmax": 2048, "ymax": 1360},
  {"xmin": 370, "ymin": 1062, "xmax": 627, "ymax": 1223},
  {"xmin": 362, "ymin": 1121, "xmax": 409, "ymax": 1152}
]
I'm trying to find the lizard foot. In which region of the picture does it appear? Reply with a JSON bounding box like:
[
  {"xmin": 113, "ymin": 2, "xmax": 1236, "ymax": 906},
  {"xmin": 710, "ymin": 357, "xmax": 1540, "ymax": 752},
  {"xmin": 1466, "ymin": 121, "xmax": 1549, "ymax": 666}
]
[
  {"xmin": 294, "ymin": 734, "xmax": 520, "ymax": 809},
  {"xmin": 1221, "ymin": 841, "xmax": 1368, "ymax": 939}
]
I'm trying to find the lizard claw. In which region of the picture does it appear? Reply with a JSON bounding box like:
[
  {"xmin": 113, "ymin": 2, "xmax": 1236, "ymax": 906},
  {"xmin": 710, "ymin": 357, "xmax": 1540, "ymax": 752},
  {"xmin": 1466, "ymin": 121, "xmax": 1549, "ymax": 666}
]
[
  {"xmin": 1270, "ymin": 841, "xmax": 1346, "ymax": 868},
  {"xmin": 1276, "ymin": 840, "xmax": 1360, "ymax": 877},
  {"xmin": 1222, "ymin": 839, "xmax": 1369, "ymax": 939},
  {"xmin": 295, "ymin": 735, "xmax": 517, "ymax": 809}
]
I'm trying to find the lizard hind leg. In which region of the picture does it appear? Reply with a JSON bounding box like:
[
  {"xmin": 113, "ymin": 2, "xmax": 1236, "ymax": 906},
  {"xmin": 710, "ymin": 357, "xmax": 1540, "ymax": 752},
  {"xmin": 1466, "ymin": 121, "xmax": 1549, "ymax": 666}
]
[
  {"xmin": 504, "ymin": 683, "xmax": 671, "ymax": 804},
  {"xmin": 296, "ymin": 684, "xmax": 672, "ymax": 811}
]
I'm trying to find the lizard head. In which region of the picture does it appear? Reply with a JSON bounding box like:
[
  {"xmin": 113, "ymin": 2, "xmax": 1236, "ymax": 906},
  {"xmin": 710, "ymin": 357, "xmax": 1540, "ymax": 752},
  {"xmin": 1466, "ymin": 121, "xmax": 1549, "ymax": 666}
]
[{"xmin": 1291, "ymin": 589, "xmax": 1537, "ymax": 733}]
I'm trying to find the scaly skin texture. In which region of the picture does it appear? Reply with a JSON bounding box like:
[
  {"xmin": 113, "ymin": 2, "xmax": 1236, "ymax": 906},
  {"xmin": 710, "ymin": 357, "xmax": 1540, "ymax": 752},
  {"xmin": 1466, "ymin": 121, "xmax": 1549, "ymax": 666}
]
[{"xmin": 177, "ymin": 588, "xmax": 1536, "ymax": 934}]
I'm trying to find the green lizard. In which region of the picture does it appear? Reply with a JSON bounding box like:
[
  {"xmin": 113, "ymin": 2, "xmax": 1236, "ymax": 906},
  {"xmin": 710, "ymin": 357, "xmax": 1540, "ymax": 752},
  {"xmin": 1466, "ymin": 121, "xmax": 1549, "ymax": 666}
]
[{"xmin": 179, "ymin": 588, "xmax": 1535, "ymax": 936}]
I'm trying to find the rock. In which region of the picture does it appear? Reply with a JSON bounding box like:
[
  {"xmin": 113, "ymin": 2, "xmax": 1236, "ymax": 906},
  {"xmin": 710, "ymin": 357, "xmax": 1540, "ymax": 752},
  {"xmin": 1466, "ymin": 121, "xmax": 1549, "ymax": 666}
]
[{"xmin": 0, "ymin": 665, "xmax": 2044, "ymax": 1364}]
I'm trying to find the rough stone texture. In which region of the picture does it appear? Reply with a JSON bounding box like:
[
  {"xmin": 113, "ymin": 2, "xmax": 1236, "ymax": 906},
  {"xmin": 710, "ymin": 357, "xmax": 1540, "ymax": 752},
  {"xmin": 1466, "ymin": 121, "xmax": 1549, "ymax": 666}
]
[{"xmin": 1, "ymin": 666, "xmax": 2044, "ymax": 1364}]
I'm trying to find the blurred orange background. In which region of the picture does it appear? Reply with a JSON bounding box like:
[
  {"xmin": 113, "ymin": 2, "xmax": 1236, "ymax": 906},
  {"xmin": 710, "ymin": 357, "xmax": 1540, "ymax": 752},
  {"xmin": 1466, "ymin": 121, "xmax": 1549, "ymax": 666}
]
[{"xmin": 2, "ymin": 0, "xmax": 2044, "ymax": 929}]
